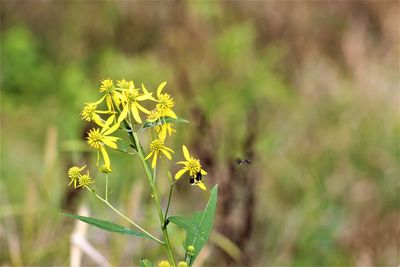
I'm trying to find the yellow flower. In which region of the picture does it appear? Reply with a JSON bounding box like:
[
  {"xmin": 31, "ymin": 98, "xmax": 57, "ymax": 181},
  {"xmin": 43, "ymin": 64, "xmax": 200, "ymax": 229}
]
[
  {"xmin": 147, "ymin": 109, "xmax": 176, "ymax": 140},
  {"xmin": 81, "ymin": 101, "xmax": 114, "ymax": 127},
  {"xmin": 144, "ymin": 138, "xmax": 174, "ymax": 168},
  {"xmin": 99, "ymin": 79, "xmax": 114, "ymax": 93},
  {"xmin": 116, "ymin": 79, "xmax": 130, "ymax": 90},
  {"xmin": 98, "ymin": 78, "xmax": 123, "ymax": 112},
  {"xmin": 118, "ymin": 81, "xmax": 153, "ymax": 124},
  {"xmin": 175, "ymin": 145, "xmax": 207, "ymax": 190},
  {"xmin": 178, "ymin": 262, "xmax": 188, "ymax": 267},
  {"xmin": 158, "ymin": 261, "xmax": 171, "ymax": 267},
  {"xmin": 87, "ymin": 122, "xmax": 120, "ymax": 171},
  {"xmin": 77, "ymin": 171, "xmax": 94, "ymax": 188},
  {"xmin": 68, "ymin": 165, "xmax": 86, "ymax": 188},
  {"xmin": 155, "ymin": 82, "xmax": 177, "ymax": 119}
]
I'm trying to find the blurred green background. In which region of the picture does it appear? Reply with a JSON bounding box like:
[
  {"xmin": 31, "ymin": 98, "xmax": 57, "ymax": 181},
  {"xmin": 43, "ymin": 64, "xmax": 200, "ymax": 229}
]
[{"xmin": 1, "ymin": 1, "xmax": 399, "ymax": 267}]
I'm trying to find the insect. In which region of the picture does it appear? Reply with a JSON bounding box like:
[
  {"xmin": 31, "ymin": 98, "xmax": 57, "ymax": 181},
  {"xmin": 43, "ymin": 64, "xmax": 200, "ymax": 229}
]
[
  {"xmin": 195, "ymin": 172, "xmax": 202, "ymax": 182},
  {"xmin": 235, "ymin": 158, "xmax": 251, "ymax": 165},
  {"xmin": 189, "ymin": 172, "xmax": 202, "ymax": 185}
]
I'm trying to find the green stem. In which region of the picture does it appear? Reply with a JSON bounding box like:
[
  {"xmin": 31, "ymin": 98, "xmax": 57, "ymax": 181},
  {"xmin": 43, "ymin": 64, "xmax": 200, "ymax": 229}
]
[
  {"xmin": 132, "ymin": 132, "xmax": 176, "ymax": 267},
  {"xmin": 86, "ymin": 187, "xmax": 164, "ymax": 245},
  {"xmin": 164, "ymin": 183, "xmax": 174, "ymax": 222},
  {"xmin": 105, "ymin": 174, "xmax": 108, "ymax": 202}
]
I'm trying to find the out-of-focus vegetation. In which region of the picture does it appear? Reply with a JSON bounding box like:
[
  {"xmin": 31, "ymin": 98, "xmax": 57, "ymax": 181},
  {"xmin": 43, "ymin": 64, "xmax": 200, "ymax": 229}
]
[{"xmin": 1, "ymin": 2, "xmax": 398, "ymax": 267}]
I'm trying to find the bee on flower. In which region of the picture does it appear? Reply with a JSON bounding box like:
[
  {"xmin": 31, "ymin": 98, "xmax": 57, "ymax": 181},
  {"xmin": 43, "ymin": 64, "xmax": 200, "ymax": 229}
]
[{"xmin": 175, "ymin": 145, "xmax": 207, "ymax": 190}]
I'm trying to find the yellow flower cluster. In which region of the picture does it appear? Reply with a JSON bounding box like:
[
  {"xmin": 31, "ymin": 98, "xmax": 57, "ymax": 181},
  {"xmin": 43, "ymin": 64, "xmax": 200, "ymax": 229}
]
[
  {"xmin": 82, "ymin": 79, "xmax": 177, "ymax": 172},
  {"xmin": 73, "ymin": 78, "xmax": 207, "ymax": 190},
  {"xmin": 68, "ymin": 165, "xmax": 94, "ymax": 188}
]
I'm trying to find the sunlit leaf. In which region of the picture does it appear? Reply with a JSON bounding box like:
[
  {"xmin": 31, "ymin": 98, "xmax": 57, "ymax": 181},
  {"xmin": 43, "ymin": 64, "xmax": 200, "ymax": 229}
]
[
  {"xmin": 140, "ymin": 258, "xmax": 153, "ymax": 267},
  {"xmin": 184, "ymin": 185, "xmax": 218, "ymax": 266},
  {"xmin": 143, "ymin": 117, "xmax": 188, "ymax": 129},
  {"xmin": 61, "ymin": 213, "xmax": 152, "ymax": 240}
]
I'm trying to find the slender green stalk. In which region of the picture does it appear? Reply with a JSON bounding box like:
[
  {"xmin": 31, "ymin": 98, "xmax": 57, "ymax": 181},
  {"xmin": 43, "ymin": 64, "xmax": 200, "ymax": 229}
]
[
  {"xmin": 105, "ymin": 174, "xmax": 108, "ymax": 202},
  {"xmin": 86, "ymin": 186, "xmax": 164, "ymax": 245},
  {"xmin": 132, "ymin": 132, "xmax": 176, "ymax": 267},
  {"xmin": 164, "ymin": 183, "xmax": 174, "ymax": 222}
]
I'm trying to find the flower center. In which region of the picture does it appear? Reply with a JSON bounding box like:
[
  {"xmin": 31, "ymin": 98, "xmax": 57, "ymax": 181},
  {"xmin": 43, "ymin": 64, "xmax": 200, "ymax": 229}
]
[
  {"xmin": 157, "ymin": 93, "xmax": 174, "ymax": 110},
  {"xmin": 81, "ymin": 104, "xmax": 97, "ymax": 121},
  {"xmin": 147, "ymin": 109, "xmax": 160, "ymax": 122},
  {"xmin": 150, "ymin": 139, "xmax": 165, "ymax": 152},
  {"xmin": 187, "ymin": 158, "xmax": 201, "ymax": 177},
  {"xmin": 87, "ymin": 129, "xmax": 103, "ymax": 149},
  {"xmin": 100, "ymin": 79, "xmax": 113, "ymax": 93},
  {"xmin": 68, "ymin": 167, "xmax": 81, "ymax": 179},
  {"xmin": 78, "ymin": 173, "xmax": 93, "ymax": 187},
  {"xmin": 125, "ymin": 89, "xmax": 139, "ymax": 104}
]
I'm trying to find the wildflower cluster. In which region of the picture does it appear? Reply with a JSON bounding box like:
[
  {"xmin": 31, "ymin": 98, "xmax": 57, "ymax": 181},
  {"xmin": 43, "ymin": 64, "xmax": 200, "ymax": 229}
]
[
  {"xmin": 72, "ymin": 78, "xmax": 208, "ymax": 189},
  {"xmin": 67, "ymin": 165, "xmax": 93, "ymax": 188},
  {"xmin": 65, "ymin": 78, "xmax": 216, "ymax": 267}
]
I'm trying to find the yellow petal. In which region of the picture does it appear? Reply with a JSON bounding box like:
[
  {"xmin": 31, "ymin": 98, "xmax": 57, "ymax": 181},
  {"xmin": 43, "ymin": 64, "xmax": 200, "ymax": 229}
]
[
  {"xmin": 182, "ymin": 145, "xmax": 190, "ymax": 161},
  {"xmin": 93, "ymin": 95, "xmax": 106, "ymax": 105},
  {"xmin": 144, "ymin": 151, "xmax": 153, "ymax": 160},
  {"xmin": 106, "ymin": 96, "xmax": 113, "ymax": 111},
  {"xmin": 161, "ymin": 149, "xmax": 172, "ymax": 160},
  {"xmin": 118, "ymin": 105, "xmax": 129, "ymax": 123},
  {"xmin": 136, "ymin": 102, "xmax": 150, "ymax": 114},
  {"xmin": 176, "ymin": 161, "xmax": 187, "ymax": 165},
  {"xmin": 201, "ymin": 169, "xmax": 207, "ymax": 175},
  {"xmin": 157, "ymin": 81, "xmax": 167, "ymax": 98},
  {"xmin": 166, "ymin": 109, "xmax": 177, "ymax": 119},
  {"xmin": 151, "ymin": 153, "xmax": 158, "ymax": 168},
  {"xmin": 131, "ymin": 104, "xmax": 142, "ymax": 123},
  {"xmin": 159, "ymin": 126, "xmax": 167, "ymax": 141},
  {"xmin": 175, "ymin": 168, "xmax": 187, "ymax": 180},
  {"xmin": 196, "ymin": 182, "xmax": 206, "ymax": 191},
  {"xmin": 103, "ymin": 122, "xmax": 120, "ymax": 135},
  {"xmin": 100, "ymin": 146, "xmax": 111, "ymax": 170},
  {"xmin": 102, "ymin": 138, "xmax": 118, "ymax": 149}
]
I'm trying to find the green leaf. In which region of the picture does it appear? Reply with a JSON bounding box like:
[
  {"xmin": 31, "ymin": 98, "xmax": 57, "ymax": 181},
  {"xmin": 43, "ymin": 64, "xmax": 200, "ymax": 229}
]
[
  {"xmin": 140, "ymin": 258, "xmax": 153, "ymax": 267},
  {"xmin": 168, "ymin": 216, "xmax": 202, "ymax": 238},
  {"xmin": 61, "ymin": 213, "xmax": 152, "ymax": 240},
  {"xmin": 184, "ymin": 185, "xmax": 218, "ymax": 266},
  {"xmin": 143, "ymin": 117, "xmax": 189, "ymax": 129}
]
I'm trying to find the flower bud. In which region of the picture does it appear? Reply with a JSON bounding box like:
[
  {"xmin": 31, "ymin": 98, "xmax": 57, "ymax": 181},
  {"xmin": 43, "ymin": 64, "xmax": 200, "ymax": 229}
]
[
  {"xmin": 187, "ymin": 245, "xmax": 195, "ymax": 256},
  {"xmin": 100, "ymin": 164, "xmax": 112, "ymax": 173}
]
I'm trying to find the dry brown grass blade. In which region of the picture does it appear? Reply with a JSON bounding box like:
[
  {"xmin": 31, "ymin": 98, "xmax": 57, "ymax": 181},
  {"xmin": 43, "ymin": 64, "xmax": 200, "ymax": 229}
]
[{"xmin": 70, "ymin": 205, "xmax": 111, "ymax": 267}]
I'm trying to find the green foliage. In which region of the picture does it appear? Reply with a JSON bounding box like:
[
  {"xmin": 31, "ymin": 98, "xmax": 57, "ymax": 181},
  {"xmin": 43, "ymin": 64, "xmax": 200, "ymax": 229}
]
[
  {"xmin": 143, "ymin": 117, "xmax": 189, "ymax": 129},
  {"xmin": 169, "ymin": 185, "xmax": 218, "ymax": 266},
  {"xmin": 61, "ymin": 213, "xmax": 153, "ymax": 240},
  {"xmin": 140, "ymin": 258, "xmax": 154, "ymax": 267}
]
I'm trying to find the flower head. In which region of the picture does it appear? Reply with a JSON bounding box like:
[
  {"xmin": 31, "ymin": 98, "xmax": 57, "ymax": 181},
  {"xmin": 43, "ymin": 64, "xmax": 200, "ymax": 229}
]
[
  {"xmin": 178, "ymin": 262, "xmax": 188, "ymax": 267},
  {"xmin": 99, "ymin": 79, "xmax": 114, "ymax": 93},
  {"xmin": 175, "ymin": 145, "xmax": 207, "ymax": 190},
  {"xmin": 146, "ymin": 109, "xmax": 176, "ymax": 140},
  {"xmin": 158, "ymin": 261, "xmax": 171, "ymax": 267},
  {"xmin": 68, "ymin": 165, "xmax": 86, "ymax": 188},
  {"xmin": 81, "ymin": 102, "xmax": 113, "ymax": 127},
  {"xmin": 87, "ymin": 121, "xmax": 120, "ymax": 171},
  {"xmin": 118, "ymin": 82, "xmax": 153, "ymax": 124},
  {"xmin": 145, "ymin": 138, "xmax": 174, "ymax": 168},
  {"xmin": 77, "ymin": 171, "xmax": 94, "ymax": 188},
  {"xmin": 98, "ymin": 79, "xmax": 124, "ymax": 113}
]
